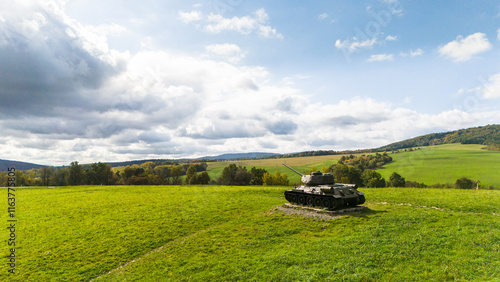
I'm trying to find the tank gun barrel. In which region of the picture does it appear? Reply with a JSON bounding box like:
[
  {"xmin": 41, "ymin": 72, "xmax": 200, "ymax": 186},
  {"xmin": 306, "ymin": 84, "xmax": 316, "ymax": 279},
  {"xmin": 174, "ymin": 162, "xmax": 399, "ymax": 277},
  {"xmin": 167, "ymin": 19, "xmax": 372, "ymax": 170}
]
[{"xmin": 282, "ymin": 163, "xmax": 304, "ymax": 176}]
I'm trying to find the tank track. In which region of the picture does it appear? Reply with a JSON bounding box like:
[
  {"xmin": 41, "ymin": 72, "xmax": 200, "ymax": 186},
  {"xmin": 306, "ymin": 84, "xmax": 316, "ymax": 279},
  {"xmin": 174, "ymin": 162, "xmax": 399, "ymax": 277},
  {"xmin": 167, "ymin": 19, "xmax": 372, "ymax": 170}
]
[{"xmin": 284, "ymin": 190, "xmax": 365, "ymax": 210}]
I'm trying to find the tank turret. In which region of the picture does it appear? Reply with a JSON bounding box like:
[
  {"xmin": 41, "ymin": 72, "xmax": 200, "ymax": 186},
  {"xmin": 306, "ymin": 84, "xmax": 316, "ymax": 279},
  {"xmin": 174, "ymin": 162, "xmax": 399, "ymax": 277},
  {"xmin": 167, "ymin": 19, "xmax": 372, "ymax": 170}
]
[
  {"xmin": 282, "ymin": 163, "xmax": 365, "ymax": 210},
  {"xmin": 283, "ymin": 164, "xmax": 335, "ymax": 186}
]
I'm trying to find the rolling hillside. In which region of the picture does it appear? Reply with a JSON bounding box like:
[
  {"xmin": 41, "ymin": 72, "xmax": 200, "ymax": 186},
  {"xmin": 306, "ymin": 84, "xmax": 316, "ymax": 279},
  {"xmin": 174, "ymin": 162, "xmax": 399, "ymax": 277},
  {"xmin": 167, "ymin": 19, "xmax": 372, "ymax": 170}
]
[
  {"xmin": 378, "ymin": 124, "xmax": 500, "ymax": 151},
  {"xmin": 0, "ymin": 159, "xmax": 43, "ymax": 171},
  {"xmin": 377, "ymin": 144, "xmax": 500, "ymax": 188}
]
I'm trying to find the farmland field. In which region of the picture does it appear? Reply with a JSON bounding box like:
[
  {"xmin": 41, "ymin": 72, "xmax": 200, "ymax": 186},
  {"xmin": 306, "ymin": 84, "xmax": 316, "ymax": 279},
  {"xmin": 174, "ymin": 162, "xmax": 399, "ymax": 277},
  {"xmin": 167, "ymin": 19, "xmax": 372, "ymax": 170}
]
[
  {"xmin": 377, "ymin": 144, "xmax": 500, "ymax": 187},
  {"xmin": 206, "ymin": 144, "xmax": 500, "ymax": 188},
  {"xmin": 206, "ymin": 155, "xmax": 344, "ymax": 184},
  {"xmin": 2, "ymin": 185, "xmax": 500, "ymax": 281}
]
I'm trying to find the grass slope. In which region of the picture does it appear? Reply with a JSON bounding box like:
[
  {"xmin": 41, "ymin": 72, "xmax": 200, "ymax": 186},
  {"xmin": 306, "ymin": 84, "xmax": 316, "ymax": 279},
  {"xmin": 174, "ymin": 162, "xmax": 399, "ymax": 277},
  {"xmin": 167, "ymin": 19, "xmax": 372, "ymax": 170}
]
[
  {"xmin": 378, "ymin": 144, "xmax": 500, "ymax": 187},
  {"xmin": 206, "ymin": 144, "xmax": 500, "ymax": 188},
  {"xmin": 206, "ymin": 155, "xmax": 343, "ymax": 184},
  {"xmin": 377, "ymin": 124, "xmax": 500, "ymax": 151},
  {"xmin": 2, "ymin": 185, "xmax": 500, "ymax": 281}
]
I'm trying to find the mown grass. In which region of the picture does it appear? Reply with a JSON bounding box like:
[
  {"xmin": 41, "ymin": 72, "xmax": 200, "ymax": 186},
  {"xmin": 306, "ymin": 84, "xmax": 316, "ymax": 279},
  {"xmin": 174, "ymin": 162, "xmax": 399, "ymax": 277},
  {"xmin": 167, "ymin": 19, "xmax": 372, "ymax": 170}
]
[{"xmin": 2, "ymin": 185, "xmax": 500, "ymax": 281}]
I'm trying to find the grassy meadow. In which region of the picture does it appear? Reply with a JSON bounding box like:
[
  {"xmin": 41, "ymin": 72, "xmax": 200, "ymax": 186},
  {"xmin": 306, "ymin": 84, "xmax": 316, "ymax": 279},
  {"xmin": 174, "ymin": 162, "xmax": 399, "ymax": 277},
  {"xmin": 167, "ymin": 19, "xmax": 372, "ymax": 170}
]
[
  {"xmin": 206, "ymin": 155, "xmax": 344, "ymax": 184},
  {"xmin": 377, "ymin": 144, "xmax": 500, "ymax": 188},
  {"xmin": 206, "ymin": 144, "xmax": 500, "ymax": 188},
  {"xmin": 2, "ymin": 185, "xmax": 500, "ymax": 281}
]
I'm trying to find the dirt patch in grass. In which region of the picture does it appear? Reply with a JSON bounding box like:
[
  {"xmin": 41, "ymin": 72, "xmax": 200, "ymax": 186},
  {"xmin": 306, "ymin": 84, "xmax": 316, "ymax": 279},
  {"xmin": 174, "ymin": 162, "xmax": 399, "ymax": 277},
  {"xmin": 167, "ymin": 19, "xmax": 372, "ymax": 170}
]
[{"xmin": 271, "ymin": 203, "xmax": 369, "ymax": 220}]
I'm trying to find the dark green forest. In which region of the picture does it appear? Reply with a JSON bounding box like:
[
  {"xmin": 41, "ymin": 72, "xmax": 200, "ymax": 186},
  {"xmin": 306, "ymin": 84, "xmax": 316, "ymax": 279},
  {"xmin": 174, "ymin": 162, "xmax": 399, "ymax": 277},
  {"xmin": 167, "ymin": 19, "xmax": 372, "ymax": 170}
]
[{"xmin": 378, "ymin": 124, "xmax": 500, "ymax": 151}]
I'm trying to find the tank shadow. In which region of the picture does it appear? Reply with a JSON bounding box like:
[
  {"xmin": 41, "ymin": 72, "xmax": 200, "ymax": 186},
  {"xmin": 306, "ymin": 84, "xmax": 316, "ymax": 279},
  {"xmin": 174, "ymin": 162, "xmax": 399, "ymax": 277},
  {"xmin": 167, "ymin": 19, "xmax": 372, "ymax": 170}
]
[{"xmin": 350, "ymin": 206, "xmax": 387, "ymax": 218}]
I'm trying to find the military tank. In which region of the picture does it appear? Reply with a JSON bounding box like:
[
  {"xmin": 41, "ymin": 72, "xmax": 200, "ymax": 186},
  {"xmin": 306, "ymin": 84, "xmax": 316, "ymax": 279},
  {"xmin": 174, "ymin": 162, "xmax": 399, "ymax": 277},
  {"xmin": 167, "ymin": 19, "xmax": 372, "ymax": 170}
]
[{"xmin": 283, "ymin": 164, "xmax": 365, "ymax": 210}]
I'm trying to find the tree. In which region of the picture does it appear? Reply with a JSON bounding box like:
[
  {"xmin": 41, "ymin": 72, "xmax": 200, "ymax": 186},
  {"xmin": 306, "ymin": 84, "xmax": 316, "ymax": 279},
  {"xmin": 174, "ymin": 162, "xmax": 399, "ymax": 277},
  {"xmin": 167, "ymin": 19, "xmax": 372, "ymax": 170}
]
[
  {"xmin": 171, "ymin": 165, "xmax": 182, "ymax": 185},
  {"xmin": 328, "ymin": 164, "xmax": 362, "ymax": 186},
  {"xmin": 40, "ymin": 166, "xmax": 53, "ymax": 186},
  {"xmin": 234, "ymin": 166, "xmax": 252, "ymax": 185},
  {"xmin": 186, "ymin": 165, "xmax": 198, "ymax": 184},
  {"xmin": 69, "ymin": 161, "xmax": 84, "ymax": 185},
  {"xmin": 85, "ymin": 162, "xmax": 114, "ymax": 185},
  {"xmin": 263, "ymin": 171, "xmax": 289, "ymax": 186},
  {"xmin": 250, "ymin": 167, "xmax": 267, "ymax": 185},
  {"xmin": 154, "ymin": 165, "xmax": 171, "ymax": 185},
  {"xmin": 51, "ymin": 168, "xmax": 69, "ymax": 186},
  {"xmin": 15, "ymin": 170, "xmax": 28, "ymax": 186},
  {"xmin": 0, "ymin": 171, "xmax": 6, "ymax": 187},
  {"xmin": 388, "ymin": 172, "xmax": 405, "ymax": 187},
  {"xmin": 219, "ymin": 164, "xmax": 252, "ymax": 185},
  {"xmin": 361, "ymin": 169, "xmax": 386, "ymax": 188},
  {"xmin": 197, "ymin": 171, "xmax": 211, "ymax": 185},
  {"xmin": 123, "ymin": 166, "xmax": 135, "ymax": 181}
]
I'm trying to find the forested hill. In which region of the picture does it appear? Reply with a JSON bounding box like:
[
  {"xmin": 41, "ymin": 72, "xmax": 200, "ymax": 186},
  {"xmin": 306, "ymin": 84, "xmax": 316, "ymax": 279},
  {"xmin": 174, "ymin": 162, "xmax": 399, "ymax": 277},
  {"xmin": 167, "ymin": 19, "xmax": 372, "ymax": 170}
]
[
  {"xmin": 0, "ymin": 159, "xmax": 44, "ymax": 171},
  {"xmin": 378, "ymin": 124, "xmax": 500, "ymax": 151}
]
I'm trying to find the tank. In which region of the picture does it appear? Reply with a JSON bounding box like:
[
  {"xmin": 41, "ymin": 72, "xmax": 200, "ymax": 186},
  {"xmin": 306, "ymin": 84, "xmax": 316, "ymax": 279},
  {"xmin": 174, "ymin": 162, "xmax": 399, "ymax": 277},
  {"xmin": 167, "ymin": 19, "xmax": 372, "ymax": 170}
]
[{"xmin": 283, "ymin": 163, "xmax": 365, "ymax": 210}]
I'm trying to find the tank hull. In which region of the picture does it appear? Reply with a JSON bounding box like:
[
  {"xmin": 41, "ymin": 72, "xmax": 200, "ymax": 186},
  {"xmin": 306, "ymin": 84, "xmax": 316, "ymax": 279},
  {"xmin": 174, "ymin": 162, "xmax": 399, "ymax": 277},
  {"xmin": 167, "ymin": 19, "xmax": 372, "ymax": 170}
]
[{"xmin": 284, "ymin": 184, "xmax": 365, "ymax": 210}]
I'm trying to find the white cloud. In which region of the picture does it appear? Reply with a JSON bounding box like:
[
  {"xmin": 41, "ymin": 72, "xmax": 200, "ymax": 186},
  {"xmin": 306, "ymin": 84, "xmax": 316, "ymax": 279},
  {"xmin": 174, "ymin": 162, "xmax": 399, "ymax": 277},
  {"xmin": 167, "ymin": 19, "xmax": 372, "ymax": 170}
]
[
  {"xmin": 438, "ymin": 33, "xmax": 492, "ymax": 62},
  {"xmin": 409, "ymin": 48, "xmax": 424, "ymax": 57},
  {"xmin": 204, "ymin": 8, "xmax": 283, "ymax": 39},
  {"xmin": 497, "ymin": 28, "xmax": 500, "ymax": 40},
  {"xmin": 400, "ymin": 48, "xmax": 424, "ymax": 57},
  {"xmin": 204, "ymin": 43, "xmax": 246, "ymax": 63},
  {"xmin": 335, "ymin": 37, "xmax": 377, "ymax": 53},
  {"xmin": 86, "ymin": 23, "xmax": 128, "ymax": 37},
  {"xmin": 481, "ymin": 73, "xmax": 500, "ymax": 99},
  {"xmin": 178, "ymin": 10, "xmax": 202, "ymax": 23},
  {"xmin": 318, "ymin": 13, "xmax": 329, "ymax": 20},
  {"xmin": 1, "ymin": 0, "xmax": 499, "ymax": 165},
  {"xmin": 385, "ymin": 35, "xmax": 397, "ymax": 41},
  {"xmin": 367, "ymin": 53, "xmax": 394, "ymax": 62}
]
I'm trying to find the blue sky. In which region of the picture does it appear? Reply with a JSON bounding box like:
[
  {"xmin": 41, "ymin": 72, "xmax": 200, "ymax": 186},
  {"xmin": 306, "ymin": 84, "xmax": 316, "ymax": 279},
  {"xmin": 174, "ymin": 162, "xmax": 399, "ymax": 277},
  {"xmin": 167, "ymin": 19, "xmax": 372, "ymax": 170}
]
[{"xmin": 1, "ymin": 0, "xmax": 500, "ymax": 165}]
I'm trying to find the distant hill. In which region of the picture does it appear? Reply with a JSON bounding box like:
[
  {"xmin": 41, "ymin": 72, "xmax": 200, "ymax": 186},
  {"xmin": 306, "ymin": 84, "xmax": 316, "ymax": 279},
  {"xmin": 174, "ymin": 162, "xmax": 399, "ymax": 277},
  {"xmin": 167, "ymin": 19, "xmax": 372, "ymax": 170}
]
[
  {"xmin": 5, "ymin": 125, "xmax": 500, "ymax": 170},
  {"xmin": 105, "ymin": 153, "xmax": 279, "ymax": 167},
  {"xmin": 378, "ymin": 124, "xmax": 500, "ymax": 151},
  {"xmin": 0, "ymin": 159, "xmax": 44, "ymax": 171},
  {"xmin": 201, "ymin": 152, "xmax": 279, "ymax": 160}
]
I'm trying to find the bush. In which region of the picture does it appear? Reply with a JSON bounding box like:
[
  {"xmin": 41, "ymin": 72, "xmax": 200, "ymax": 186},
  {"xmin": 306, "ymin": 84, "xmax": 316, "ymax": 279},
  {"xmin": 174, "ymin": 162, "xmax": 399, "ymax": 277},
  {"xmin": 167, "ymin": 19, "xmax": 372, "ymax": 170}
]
[
  {"xmin": 388, "ymin": 172, "xmax": 405, "ymax": 187},
  {"xmin": 405, "ymin": 181, "xmax": 427, "ymax": 188},
  {"xmin": 455, "ymin": 177, "xmax": 474, "ymax": 189}
]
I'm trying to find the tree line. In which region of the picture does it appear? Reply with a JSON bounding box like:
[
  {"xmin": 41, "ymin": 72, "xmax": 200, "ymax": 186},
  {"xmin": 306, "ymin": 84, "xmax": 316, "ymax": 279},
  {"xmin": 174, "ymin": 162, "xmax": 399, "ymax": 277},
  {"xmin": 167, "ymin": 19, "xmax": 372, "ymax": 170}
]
[
  {"xmin": 0, "ymin": 156, "xmax": 493, "ymax": 189},
  {"xmin": 0, "ymin": 161, "xmax": 289, "ymax": 187},
  {"xmin": 0, "ymin": 161, "xmax": 210, "ymax": 187}
]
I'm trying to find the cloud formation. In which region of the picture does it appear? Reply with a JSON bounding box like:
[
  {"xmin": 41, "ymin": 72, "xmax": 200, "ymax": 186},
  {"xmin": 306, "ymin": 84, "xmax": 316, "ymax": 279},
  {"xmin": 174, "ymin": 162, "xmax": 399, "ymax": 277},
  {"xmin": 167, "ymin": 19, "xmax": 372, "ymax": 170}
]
[
  {"xmin": 177, "ymin": 8, "xmax": 283, "ymax": 39},
  {"xmin": 438, "ymin": 33, "xmax": 492, "ymax": 62},
  {"xmin": 367, "ymin": 53, "xmax": 394, "ymax": 62},
  {"xmin": 204, "ymin": 43, "xmax": 246, "ymax": 63},
  {"xmin": 0, "ymin": 1, "xmax": 498, "ymax": 166},
  {"xmin": 335, "ymin": 37, "xmax": 377, "ymax": 53},
  {"xmin": 481, "ymin": 73, "xmax": 500, "ymax": 99}
]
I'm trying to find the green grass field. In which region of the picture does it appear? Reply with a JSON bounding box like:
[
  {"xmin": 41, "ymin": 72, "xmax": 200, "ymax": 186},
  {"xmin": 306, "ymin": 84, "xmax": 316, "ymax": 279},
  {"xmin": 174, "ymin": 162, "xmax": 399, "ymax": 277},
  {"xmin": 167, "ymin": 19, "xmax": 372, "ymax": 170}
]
[
  {"xmin": 206, "ymin": 155, "xmax": 343, "ymax": 184},
  {"xmin": 206, "ymin": 144, "xmax": 500, "ymax": 188},
  {"xmin": 378, "ymin": 144, "xmax": 500, "ymax": 187},
  {"xmin": 2, "ymin": 185, "xmax": 500, "ymax": 281}
]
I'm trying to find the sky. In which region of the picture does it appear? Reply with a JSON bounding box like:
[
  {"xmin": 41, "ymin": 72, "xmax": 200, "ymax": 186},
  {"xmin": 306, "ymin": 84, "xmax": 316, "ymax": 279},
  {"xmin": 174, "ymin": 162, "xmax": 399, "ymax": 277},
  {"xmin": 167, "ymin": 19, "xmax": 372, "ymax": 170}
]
[{"xmin": 1, "ymin": 0, "xmax": 500, "ymax": 166}]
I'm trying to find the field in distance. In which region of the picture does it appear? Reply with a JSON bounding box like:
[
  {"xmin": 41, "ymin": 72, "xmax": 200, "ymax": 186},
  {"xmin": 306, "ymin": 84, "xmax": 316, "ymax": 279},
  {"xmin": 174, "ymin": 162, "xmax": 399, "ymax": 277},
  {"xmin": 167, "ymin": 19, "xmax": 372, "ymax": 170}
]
[
  {"xmin": 3, "ymin": 185, "xmax": 499, "ymax": 281},
  {"xmin": 206, "ymin": 154, "xmax": 344, "ymax": 184},
  {"xmin": 206, "ymin": 144, "xmax": 500, "ymax": 188},
  {"xmin": 378, "ymin": 144, "xmax": 500, "ymax": 187}
]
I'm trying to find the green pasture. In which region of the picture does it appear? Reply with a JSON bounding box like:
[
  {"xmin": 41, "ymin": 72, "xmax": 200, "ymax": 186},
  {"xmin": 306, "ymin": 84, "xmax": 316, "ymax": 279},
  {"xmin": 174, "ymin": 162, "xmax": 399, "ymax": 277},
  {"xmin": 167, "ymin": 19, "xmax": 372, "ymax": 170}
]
[
  {"xmin": 206, "ymin": 155, "xmax": 343, "ymax": 184},
  {"xmin": 2, "ymin": 185, "xmax": 500, "ymax": 281},
  {"xmin": 206, "ymin": 144, "xmax": 500, "ymax": 188},
  {"xmin": 378, "ymin": 144, "xmax": 500, "ymax": 187}
]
